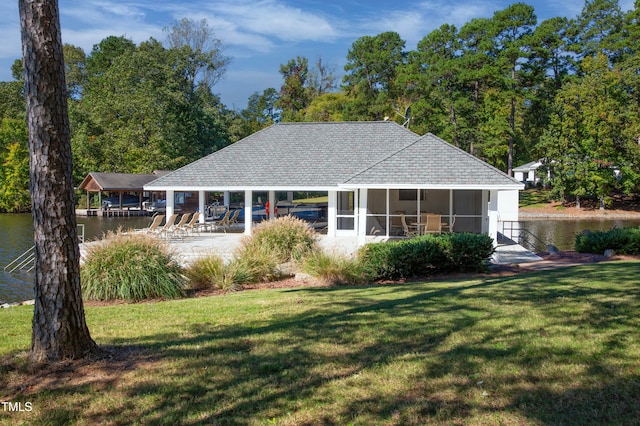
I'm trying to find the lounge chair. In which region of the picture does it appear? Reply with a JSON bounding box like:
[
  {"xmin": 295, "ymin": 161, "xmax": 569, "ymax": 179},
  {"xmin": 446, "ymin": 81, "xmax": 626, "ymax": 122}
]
[
  {"xmin": 171, "ymin": 212, "xmax": 193, "ymax": 237},
  {"xmin": 228, "ymin": 209, "xmax": 240, "ymax": 227},
  {"xmin": 135, "ymin": 214, "xmax": 164, "ymax": 234},
  {"xmin": 184, "ymin": 212, "xmax": 203, "ymax": 235},
  {"xmin": 155, "ymin": 213, "xmax": 178, "ymax": 239},
  {"xmin": 211, "ymin": 209, "xmax": 231, "ymax": 232}
]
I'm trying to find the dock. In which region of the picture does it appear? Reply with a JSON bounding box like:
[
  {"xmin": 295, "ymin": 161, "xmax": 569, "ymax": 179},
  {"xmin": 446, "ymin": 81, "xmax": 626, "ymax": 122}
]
[{"xmin": 76, "ymin": 209, "xmax": 152, "ymax": 217}]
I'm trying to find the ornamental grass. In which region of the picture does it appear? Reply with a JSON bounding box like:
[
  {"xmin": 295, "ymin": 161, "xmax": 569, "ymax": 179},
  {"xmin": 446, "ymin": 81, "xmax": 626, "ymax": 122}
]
[{"xmin": 81, "ymin": 230, "xmax": 185, "ymax": 301}]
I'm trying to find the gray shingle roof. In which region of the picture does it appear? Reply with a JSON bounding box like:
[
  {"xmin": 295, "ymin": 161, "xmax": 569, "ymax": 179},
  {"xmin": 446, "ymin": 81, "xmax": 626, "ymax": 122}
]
[
  {"xmin": 344, "ymin": 133, "xmax": 523, "ymax": 187},
  {"xmin": 146, "ymin": 122, "xmax": 522, "ymax": 190},
  {"xmin": 79, "ymin": 172, "xmax": 170, "ymax": 191}
]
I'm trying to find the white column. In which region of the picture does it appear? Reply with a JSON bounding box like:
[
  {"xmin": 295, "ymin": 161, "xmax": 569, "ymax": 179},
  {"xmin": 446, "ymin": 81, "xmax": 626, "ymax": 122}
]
[
  {"xmin": 166, "ymin": 190, "xmax": 174, "ymax": 218},
  {"xmin": 385, "ymin": 189, "xmax": 390, "ymax": 237},
  {"xmin": 327, "ymin": 191, "xmax": 337, "ymax": 237},
  {"xmin": 358, "ymin": 188, "xmax": 368, "ymax": 244},
  {"xmin": 223, "ymin": 191, "xmax": 230, "ymax": 207},
  {"xmin": 244, "ymin": 190, "xmax": 252, "ymax": 235},
  {"xmin": 268, "ymin": 190, "xmax": 275, "ymax": 219},
  {"xmin": 198, "ymin": 191, "xmax": 205, "ymax": 223},
  {"xmin": 486, "ymin": 190, "xmax": 499, "ymax": 246}
]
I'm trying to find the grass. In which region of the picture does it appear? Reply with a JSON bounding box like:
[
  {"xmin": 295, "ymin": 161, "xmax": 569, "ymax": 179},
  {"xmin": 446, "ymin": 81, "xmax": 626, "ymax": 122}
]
[
  {"xmin": 2, "ymin": 261, "xmax": 640, "ymax": 425},
  {"xmin": 519, "ymin": 188, "xmax": 553, "ymax": 208}
]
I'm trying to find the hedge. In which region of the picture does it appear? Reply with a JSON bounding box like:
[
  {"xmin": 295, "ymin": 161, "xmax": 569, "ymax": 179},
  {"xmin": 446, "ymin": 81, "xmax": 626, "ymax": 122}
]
[{"xmin": 358, "ymin": 233, "xmax": 495, "ymax": 280}]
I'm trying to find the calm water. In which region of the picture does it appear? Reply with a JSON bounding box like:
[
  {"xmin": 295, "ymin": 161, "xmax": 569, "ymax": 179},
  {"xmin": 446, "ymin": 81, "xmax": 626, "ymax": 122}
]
[
  {"xmin": 0, "ymin": 213, "xmax": 153, "ymax": 304},
  {"xmin": 1, "ymin": 213, "xmax": 640, "ymax": 303}
]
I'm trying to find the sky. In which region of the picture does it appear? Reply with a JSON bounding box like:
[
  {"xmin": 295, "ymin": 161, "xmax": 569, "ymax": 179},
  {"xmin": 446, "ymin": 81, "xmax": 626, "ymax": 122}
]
[{"xmin": 0, "ymin": 0, "xmax": 635, "ymax": 109}]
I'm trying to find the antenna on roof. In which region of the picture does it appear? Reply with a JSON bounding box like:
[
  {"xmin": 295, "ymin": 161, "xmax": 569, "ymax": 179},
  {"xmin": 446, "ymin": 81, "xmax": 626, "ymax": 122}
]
[{"xmin": 395, "ymin": 106, "xmax": 411, "ymax": 128}]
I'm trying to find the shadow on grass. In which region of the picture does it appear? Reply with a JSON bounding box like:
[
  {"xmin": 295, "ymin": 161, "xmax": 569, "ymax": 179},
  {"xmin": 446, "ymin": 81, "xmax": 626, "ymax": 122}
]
[{"xmin": 5, "ymin": 261, "xmax": 640, "ymax": 425}]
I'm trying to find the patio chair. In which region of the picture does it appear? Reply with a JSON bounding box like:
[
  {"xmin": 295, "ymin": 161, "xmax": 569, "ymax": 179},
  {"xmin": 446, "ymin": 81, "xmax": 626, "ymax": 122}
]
[
  {"xmin": 210, "ymin": 209, "xmax": 232, "ymax": 232},
  {"xmin": 135, "ymin": 214, "xmax": 164, "ymax": 234},
  {"xmin": 400, "ymin": 214, "xmax": 419, "ymax": 237},
  {"xmin": 171, "ymin": 212, "xmax": 193, "ymax": 237},
  {"xmin": 441, "ymin": 214, "xmax": 456, "ymax": 233},
  {"xmin": 422, "ymin": 214, "xmax": 442, "ymax": 234},
  {"xmin": 155, "ymin": 213, "xmax": 178, "ymax": 239},
  {"xmin": 228, "ymin": 209, "xmax": 240, "ymax": 227},
  {"xmin": 184, "ymin": 212, "xmax": 203, "ymax": 235}
]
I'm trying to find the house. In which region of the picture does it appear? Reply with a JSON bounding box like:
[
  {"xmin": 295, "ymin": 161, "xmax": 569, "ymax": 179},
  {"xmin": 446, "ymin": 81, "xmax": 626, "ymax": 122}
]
[
  {"xmin": 144, "ymin": 122, "xmax": 524, "ymax": 245},
  {"xmin": 513, "ymin": 160, "xmax": 545, "ymax": 187}
]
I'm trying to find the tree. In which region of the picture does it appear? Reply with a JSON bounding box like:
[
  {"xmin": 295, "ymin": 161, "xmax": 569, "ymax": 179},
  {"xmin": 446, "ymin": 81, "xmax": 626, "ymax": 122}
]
[
  {"xmin": 490, "ymin": 3, "xmax": 537, "ymax": 176},
  {"xmin": 278, "ymin": 56, "xmax": 311, "ymax": 122},
  {"xmin": 342, "ymin": 31, "xmax": 406, "ymax": 120},
  {"xmin": 19, "ymin": 0, "xmax": 98, "ymax": 362},
  {"xmin": 541, "ymin": 53, "xmax": 640, "ymax": 208},
  {"xmin": 307, "ymin": 57, "xmax": 338, "ymax": 97},
  {"xmin": 164, "ymin": 18, "xmax": 230, "ymax": 91},
  {"xmin": 235, "ymin": 88, "xmax": 279, "ymax": 138},
  {"xmin": 569, "ymin": 0, "xmax": 624, "ymax": 63},
  {"xmin": 399, "ymin": 24, "xmax": 469, "ymax": 143},
  {"xmin": 70, "ymin": 37, "xmax": 232, "ymax": 179},
  {"xmin": 0, "ymin": 118, "xmax": 29, "ymax": 212}
]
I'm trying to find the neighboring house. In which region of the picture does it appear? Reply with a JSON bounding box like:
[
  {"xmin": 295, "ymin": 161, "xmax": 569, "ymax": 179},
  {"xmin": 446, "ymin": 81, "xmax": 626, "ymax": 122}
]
[
  {"xmin": 513, "ymin": 160, "xmax": 544, "ymax": 186},
  {"xmin": 78, "ymin": 171, "xmax": 170, "ymax": 211},
  {"xmin": 144, "ymin": 122, "xmax": 524, "ymax": 245}
]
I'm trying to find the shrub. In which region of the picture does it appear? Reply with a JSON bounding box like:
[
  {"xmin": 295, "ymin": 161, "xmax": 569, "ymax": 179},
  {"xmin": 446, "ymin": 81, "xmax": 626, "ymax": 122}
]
[
  {"xmin": 186, "ymin": 254, "xmax": 251, "ymax": 292},
  {"xmin": 358, "ymin": 233, "xmax": 495, "ymax": 280},
  {"xmin": 236, "ymin": 216, "xmax": 318, "ymax": 264},
  {"xmin": 81, "ymin": 231, "xmax": 185, "ymax": 301},
  {"xmin": 575, "ymin": 227, "xmax": 640, "ymax": 255},
  {"xmin": 301, "ymin": 250, "xmax": 370, "ymax": 285},
  {"xmin": 448, "ymin": 233, "xmax": 495, "ymax": 272}
]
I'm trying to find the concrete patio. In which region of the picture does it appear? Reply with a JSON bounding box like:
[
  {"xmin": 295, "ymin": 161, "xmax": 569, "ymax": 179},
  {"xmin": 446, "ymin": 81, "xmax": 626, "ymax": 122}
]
[{"xmin": 154, "ymin": 232, "xmax": 541, "ymax": 267}]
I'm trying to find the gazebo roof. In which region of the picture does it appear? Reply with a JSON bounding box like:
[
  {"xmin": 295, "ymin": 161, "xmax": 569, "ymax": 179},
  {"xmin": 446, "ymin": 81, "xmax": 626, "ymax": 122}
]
[
  {"xmin": 79, "ymin": 171, "xmax": 171, "ymax": 192},
  {"xmin": 145, "ymin": 122, "xmax": 523, "ymax": 191}
]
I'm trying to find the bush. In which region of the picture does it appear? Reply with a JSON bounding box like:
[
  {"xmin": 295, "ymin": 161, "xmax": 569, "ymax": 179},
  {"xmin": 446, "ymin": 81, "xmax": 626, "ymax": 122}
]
[
  {"xmin": 186, "ymin": 255, "xmax": 251, "ymax": 292},
  {"xmin": 81, "ymin": 231, "xmax": 185, "ymax": 301},
  {"xmin": 358, "ymin": 233, "xmax": 495, "ymax": 280},
  {"xmin": 575, "ymin": 227, "xmax": 640, "ymax": 255},
  {"xmin": 236, "ymin": 216, "xmax": 318, "ymax": 264},
  {"xmin": 301, "ymin": 250, "xmax": 370, "ymax": 285},
  {"xmin": 448, "ymin": 233, "xmax": 495, "ymax": 272}
]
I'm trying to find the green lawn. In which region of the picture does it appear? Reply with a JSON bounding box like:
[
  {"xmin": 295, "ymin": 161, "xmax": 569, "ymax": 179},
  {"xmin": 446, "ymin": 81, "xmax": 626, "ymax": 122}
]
[{"xmin": 2, "ymin": 262, "xmax": 640, "ymax": 425}]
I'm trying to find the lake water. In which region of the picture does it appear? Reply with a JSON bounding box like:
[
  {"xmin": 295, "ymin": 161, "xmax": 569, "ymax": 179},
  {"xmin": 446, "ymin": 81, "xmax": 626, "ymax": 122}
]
[
  {"xmin": 2, "ymin": 213, "xmax": 640, "ymax": 304},
  {"xmin": 0, "ymin": 213, "xmax": 153, "ymax": 304}
]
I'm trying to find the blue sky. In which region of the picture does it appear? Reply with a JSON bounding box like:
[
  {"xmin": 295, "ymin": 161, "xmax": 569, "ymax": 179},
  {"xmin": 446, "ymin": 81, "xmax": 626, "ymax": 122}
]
[{"xmin": 0, "ymin": 1, "xmax": 635, "ymax": 109}]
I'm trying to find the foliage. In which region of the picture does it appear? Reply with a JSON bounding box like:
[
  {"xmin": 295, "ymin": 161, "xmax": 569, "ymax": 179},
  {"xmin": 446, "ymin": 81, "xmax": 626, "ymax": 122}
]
[
  {"xmin": 448, "ymin": 233, "xmax": 496, "ymax": 272},
  {"xmin": 0, "ymin": 118, "xmax": 29, "ymax": 212},
  {"xmin": 575, "ymin": 226, "xmax": 640, "ymax": 255},
  {"xmin": 185, "ymin": 254, "xmax": 250, "ymax": 291},
  {"xmin": 301, "ymin": 250, "xmax": 370, "ymax": 285},
  {"xmin": 541, "ymin": 53, "xmax": 640, "ymax": 207},
  {"xmin": 358, "ymin": 233, "xmax": 494, "ymax": 280},
  {"xmin": 236, "ymin": 216, "xmax": 318, "ymax": 264},
  {"xmin": 81, "ymin": 231, "xmax": 185, "ymax": 301}
]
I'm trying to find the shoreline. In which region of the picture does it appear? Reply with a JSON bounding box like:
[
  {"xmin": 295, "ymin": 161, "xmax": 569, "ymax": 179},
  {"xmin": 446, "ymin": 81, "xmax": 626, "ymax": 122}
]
[{"xmin": 519, "ymin": 208, "xmax": 640, "ymax": 220}]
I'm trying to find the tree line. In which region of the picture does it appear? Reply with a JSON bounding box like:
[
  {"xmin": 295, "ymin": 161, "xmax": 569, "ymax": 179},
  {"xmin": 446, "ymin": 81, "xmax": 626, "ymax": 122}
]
[{"xmin": 2, "ymin": 0, "xmax": 640, "ymax": 212}]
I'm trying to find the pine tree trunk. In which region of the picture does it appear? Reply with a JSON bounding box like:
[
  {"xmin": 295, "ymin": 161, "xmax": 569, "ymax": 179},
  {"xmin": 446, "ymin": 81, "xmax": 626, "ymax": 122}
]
[{"xmin": 19, "ymin": 0, "xmax": 98, "ymax": 363}]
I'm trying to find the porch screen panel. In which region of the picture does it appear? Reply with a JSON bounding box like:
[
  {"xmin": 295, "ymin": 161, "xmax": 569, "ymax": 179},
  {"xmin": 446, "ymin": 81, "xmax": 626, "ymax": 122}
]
[
  {"xmin": 367, "ymin": 189, "xmax": 387, "ymax": 235},
  {"xmin": 337, "ymin": 191, "xmax": 355, "ymax": 231},
  {"xmin": 453, "ymin": 190, "xmax": 483, "ymax": 233}
]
